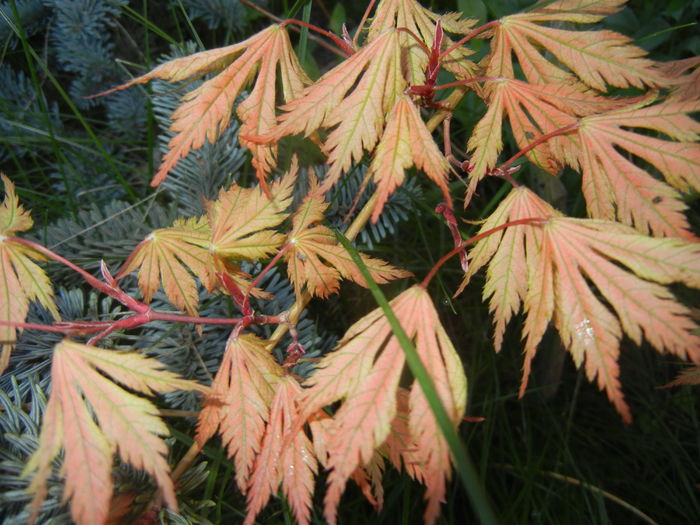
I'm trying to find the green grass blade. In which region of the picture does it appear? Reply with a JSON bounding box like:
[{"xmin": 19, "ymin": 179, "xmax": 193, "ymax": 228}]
[{"xmin": 334, "ymin": 228, "xmax": 499, "ymax": 525}]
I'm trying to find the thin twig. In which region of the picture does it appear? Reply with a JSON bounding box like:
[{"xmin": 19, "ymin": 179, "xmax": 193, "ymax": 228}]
[{"xmin": 239, "ymin": 0, "xmax": 346, "ymax": 56}]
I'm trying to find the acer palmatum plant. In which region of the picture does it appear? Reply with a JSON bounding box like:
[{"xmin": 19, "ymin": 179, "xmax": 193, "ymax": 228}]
[{"xmin": 2, "ymin": 0, "xmax": 700, "ymax": 523}]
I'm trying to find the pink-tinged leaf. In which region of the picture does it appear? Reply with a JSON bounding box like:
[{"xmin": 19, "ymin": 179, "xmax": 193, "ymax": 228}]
[
  {"xmin": 350, "ymin": 453, "xmax": 385, "ymax": 511},
  {"xmin": 572, "ymin": 98, "xmax": 700, "ymax": 238},
  {"xmin": 196, "ymin": 334, "xmax": 284, "ymax": 491},
  {"xmin": 407, "ymin": 289, "xmax": 467, "ymax": 525},
  {"xmin": 102, "ymin": 26, "xmax": 309, "ymax": 186},
  {"xmin": 662, "ymin": 364, "xmax": 700, "ymax": 388},
  {"xmin": 463, "ymin": 188, "xmax": 700, "ymax": 422},
  {"xmin": 245, "ymin": 376, "xmax": 317, "ymax": 525},
  {"xmin": 385, "ymin": 388, "xmax": 426, "ymax": 482},
  {"xmin": 368, "ymin": 95, "xmax": 450, "ymax": 222},
  {"xmin": 490, "ymin": 1, "xmax": 665, "ymax": 90},
  {"xmin": 299, "ymin": 285, "xmax": 466, "ymax": 524},
  {"xmin": 23, "ymin": 340, "xmax": 208, "ymax": 525},
  {"xmin": 465, "ymin": 77, "xmax": 626, "ymax": 198},
  {"xmin": 264, "ymin": 30, "xmax": 406, "ymax": 190},
  {"xmin": 457, "ymin": 188, "xmax": 557, "ymax": 351},
  {"xmin": 659, "ymin": 57, "xmax": 700, "ymax": 103}
]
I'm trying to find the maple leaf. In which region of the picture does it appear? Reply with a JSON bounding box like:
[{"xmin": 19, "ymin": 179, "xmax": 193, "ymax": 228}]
[
  {"xmin": 299, "ymin": 285, "xmax": 466, "ymax": 524},
  {"xmin": 119, "ymin": 167, "xmax": 295, "ymax": 313},
  {"xmin": 261, "ymin": 29, "xmax": 406, "ymax": 190},
  {"xmin": 460, "ymin": 188, "xmax": 700, "ymax": 422},
  {"xmin": 384, "ymin": 387, "xmax": 427, "ymax": 482},
  {"xmin": 487, "ymin": 0, "xmax": 666, "ymax": 90},
  {"xmin": 660, "ymin": 57, "xmax": 700, "ymax": 103},
  {"xmin": 464, "ymin": 77, "xmax": 624, "ymax": 192},
  {"xmin": 0, "ymin": 174, "xmax": 58, "ymax": 374},
  {"xmin": 367, "ymin": 95, "xmax": 450, "ymax": 221},
  {"xmin": 207, "ymin": 164, "xmax": 295, "ymax": 261},
  {"xmin": 457, "ymin": 187, "xmax": 554, "ymax": 351},
  {"xmin": 285, "ymin": 191, "xmax": 410, "ymax": 298},
  {"xmin": 350, "ymin": 452, "xmax": 386, "ymax": 512},
  {"xmin": 367, "ymin": 0, "xmax": 477, "ymax": 85},
  {"xmin": 568, "ymin": 96, "xmax": 700, "ymax": 239},
  {"xmin": 196, "ymin": 334, "xmax": 284, "ymax": 492},
  {"xmin": 103, "ymin": 25, "xmax": 309, "ymax": 186},
  {"xmin": 23, "ymin": 340, "xmax": 209, "ymax": 525},
  {"xmin": 244, "ymin": 376, "xmax": 317, "ymax": 525},
  {"xmin": 662, "ymin": 364, "xmax": 700, "ymax": 388},
  {"xmin": 117, "ymin": 216, "xmax": 213, "ymax": 316}
]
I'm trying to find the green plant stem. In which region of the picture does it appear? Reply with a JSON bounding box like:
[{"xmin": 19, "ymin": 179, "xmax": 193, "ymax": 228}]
[
  {"xmin": 0, "ymin": 15, "xmax": 138, "ymax": 201},
  {"xmin": 6, "ymin": 0, "xmax": 74, "ymax": 210},
  {"xmin": 496, "ymin": 465, "xmax": 659, "ymax": 525},
  {"xmin": 335, "ymin": 229, "xmax": 499, "ymax": 525}
]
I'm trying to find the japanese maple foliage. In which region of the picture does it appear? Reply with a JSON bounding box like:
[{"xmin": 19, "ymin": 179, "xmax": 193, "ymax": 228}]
[{"xmin": 3, "ymin": 0, "xmax": 700, "ymax": 524}]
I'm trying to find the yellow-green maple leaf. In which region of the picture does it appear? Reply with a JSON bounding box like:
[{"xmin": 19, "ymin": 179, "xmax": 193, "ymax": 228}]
[
  {"xmin": 0, "ymin": 175, "xmax": 58, "ymax": 374},
  {"xmin": 285, "ymin": 191, "xmax": 410, "ymax": 298},
  {"xmin": 119, "ymin": 165, "xmax": 296, "ymax": 314},
  {"xmin": 24, "ymin": 340, "xmax": 209, "ymax": 525},
  {"xmin": 117, "ymin": 216, "xmax": 213, "ymax": 316},
  {"xmin": 207, "ymin": 166, "xmax": 295, "ymax": 260}
]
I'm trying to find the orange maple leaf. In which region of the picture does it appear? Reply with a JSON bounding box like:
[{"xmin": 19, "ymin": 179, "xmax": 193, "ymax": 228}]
[
  {"xmin": 569, "ymin": 96, "xmax": 700, "ymax": 239},
  {"xmin": 487, "ymin": 0, "xmax": 666, "ymax": 90},
  {"xmin": 285, "ymin": 191, "xmax": 410, "ymax": 298},
  {"xmin": 460, "ymin": 188, "xmax": 700, "ymax": 422},
  {"xmin": 660, "ymin": 57, "xmax": 700, "ymax": 103},
  {"xmin": 103, "ymin": 25, "xmax": 309, "ymax": 186},
  {"xmin": 23, "ymin": 340, "xmax": 209, "ymax": 525},
  {"xmin": 367, "ymin": 0, "xmax": 478, "ymax": 85},
  {"xmin": 245, "ymin": 376, "xmax": 317, "ymax": 525},
  {"xmin": 207, "ymin": 163, "xmax": 295, "ymax": 261},
  {"xmin": 262, "ymin": 29, "xmax": 406, "ymax": 190},
  {"xmin": 367, "ymin": 95, "xmax": 450, "ymax": 221},
  {"xmin": 119, "ymin": 167, "xmax": 296, "ymax": 313},
  {"xmin": 662, "ymin": 364, "xmax": 700, "ymax": 388},
  {"xmin": 196, "ymin": 334, "xmax": 284, "ymax": 492},
  {"xmin": 465, "ymin": 77, "xmax": 626, "ymax": 194},
  {"xmin": 299, "ymin": 285, "xmax": 466, "ymax": 525},
  {"xmin": 0, "ymin": 175, "xmax": 58, "ymax": 374}
]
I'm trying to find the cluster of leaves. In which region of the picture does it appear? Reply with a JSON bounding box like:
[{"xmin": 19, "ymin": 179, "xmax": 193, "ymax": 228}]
[{"xmin": 1, "ymin": 0, "xmax": 700, "ymax": 524}]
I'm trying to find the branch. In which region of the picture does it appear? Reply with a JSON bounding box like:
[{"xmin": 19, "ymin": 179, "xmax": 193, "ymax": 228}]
[{"xmin": 421, "ymin": 217, "xmax": 547, "ymax": 289}]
